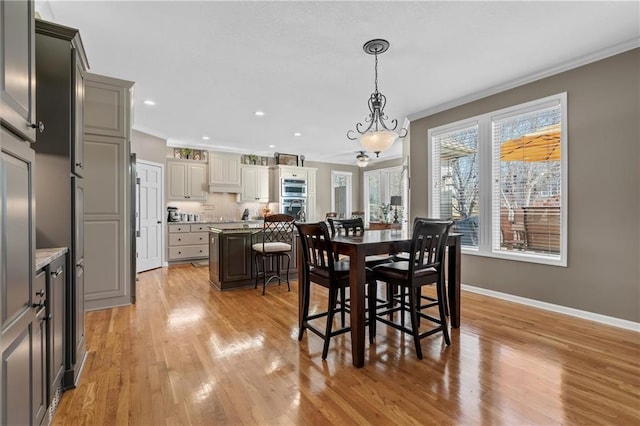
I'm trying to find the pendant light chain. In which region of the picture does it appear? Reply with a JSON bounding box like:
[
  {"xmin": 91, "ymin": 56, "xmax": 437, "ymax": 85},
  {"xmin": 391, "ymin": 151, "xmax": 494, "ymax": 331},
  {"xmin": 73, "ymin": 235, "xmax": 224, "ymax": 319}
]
[{"xmin": 374, "ymin": 51, "xmax": 379, "ymax": 94}]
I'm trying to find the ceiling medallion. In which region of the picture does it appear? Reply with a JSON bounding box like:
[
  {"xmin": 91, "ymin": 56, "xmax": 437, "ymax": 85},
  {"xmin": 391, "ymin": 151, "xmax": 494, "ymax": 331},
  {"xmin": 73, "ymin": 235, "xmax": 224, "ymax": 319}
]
[{"xmin": 347, "ymin": 39, "xmax": 408, "ymax": 157}]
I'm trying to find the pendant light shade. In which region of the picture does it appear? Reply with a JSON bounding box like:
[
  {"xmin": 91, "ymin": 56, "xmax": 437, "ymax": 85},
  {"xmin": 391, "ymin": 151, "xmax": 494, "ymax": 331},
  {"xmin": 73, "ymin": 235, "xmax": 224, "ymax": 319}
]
[{"xmin": 360, "ymin": 130, "xmax": 398, "ymax": 154}]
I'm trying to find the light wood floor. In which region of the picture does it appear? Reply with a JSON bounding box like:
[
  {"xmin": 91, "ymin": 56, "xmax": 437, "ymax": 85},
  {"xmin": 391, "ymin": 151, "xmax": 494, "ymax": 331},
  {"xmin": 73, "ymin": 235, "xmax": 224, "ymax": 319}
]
[{"xmin": 53, "ymin": 264, "xmax": 640, "ymax": 425}]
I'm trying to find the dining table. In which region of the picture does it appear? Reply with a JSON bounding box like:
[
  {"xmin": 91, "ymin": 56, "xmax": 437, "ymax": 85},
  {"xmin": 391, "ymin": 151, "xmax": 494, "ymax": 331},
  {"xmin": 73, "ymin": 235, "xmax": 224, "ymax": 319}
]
[{"xmin": 297, "ymin": 228, "xmax": 461, "ymax": 368}]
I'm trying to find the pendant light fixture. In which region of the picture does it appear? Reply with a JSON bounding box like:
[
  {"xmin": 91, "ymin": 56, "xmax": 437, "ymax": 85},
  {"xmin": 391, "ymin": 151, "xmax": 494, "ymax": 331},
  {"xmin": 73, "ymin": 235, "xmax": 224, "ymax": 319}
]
[
  {"xmin": 347, "ymin": 39, "xmax": 407, "ymax": 157},
  {"xmin": 355, "ymin": 151, "xmax": 370, "ymax": 168}
]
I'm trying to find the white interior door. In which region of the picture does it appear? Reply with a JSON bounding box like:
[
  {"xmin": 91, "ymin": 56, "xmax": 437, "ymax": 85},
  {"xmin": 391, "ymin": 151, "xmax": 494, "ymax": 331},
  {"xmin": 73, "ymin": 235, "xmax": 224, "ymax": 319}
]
[{"xmin": 137, "ymin": 161, "xmax": 163, "ymax": 272}]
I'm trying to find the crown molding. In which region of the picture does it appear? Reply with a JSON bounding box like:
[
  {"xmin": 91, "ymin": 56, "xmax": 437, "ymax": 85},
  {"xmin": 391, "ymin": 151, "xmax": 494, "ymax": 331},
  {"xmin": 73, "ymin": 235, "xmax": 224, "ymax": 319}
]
[{"xmin": 408, "ymin": 37, "xmax": 640, "ymax": 122}]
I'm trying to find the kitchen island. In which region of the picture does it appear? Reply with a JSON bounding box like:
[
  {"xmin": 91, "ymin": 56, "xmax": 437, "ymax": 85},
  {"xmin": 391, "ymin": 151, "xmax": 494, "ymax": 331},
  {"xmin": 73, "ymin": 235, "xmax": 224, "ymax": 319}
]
[{"xmin": 208, "ymin": 223, "xmax": 298, "ymax": 291}]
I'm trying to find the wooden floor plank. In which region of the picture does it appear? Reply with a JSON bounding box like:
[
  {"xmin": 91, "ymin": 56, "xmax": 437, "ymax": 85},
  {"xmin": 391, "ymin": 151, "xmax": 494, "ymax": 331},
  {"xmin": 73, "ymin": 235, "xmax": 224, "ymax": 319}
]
[{"xmin": 52, "ymin": 264, "xmax": 640, "ymax": 425}]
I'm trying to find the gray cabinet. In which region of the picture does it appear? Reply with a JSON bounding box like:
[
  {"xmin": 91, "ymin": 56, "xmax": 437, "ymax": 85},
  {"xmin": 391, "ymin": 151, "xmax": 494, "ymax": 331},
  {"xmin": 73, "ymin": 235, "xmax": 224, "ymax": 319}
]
[
  {"xmin": 83, "ymin": 72, "xmax": 134, "ymax": 311},
  {"xmin": 32, "ymin": 270, "xmax": 47, "ymax": 426},
  {"xmin": 34, "ymin": 20, "xmax": 88, "ymax": 390},
  {"xmin": 48, "ymin": 256, "xmax": 66, "ymax": 407},
  {"xmin": 0, "ymin": 0, "xmax": 37, "ymax": 142},
  {"xmin": 0, "ymin": 128, "xmax": 38, "ymax": 426}
]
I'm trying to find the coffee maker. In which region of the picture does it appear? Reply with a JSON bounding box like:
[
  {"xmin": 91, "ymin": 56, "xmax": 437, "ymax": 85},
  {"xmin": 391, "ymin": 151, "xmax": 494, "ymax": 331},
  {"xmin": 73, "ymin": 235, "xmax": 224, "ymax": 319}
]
[{"xmin": 167, "ymin": 206, "xmax": 181, "ymax": 222}]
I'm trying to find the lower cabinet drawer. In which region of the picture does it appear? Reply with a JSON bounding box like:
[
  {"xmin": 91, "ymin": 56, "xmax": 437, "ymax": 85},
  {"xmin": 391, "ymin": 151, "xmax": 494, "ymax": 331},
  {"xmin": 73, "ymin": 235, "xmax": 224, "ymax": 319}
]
[
  {"xmin": 169, "ymin": 232, "xmax": 208, "ymax": 246},
  {"xmin": 169, "ymin": 245, "xmax": 208, "ymax": 260}
]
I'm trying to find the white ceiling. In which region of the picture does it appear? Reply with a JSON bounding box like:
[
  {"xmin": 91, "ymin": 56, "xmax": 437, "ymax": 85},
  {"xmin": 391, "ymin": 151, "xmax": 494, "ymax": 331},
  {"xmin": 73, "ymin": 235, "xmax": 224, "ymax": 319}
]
[{"xmin": 36, "ymin": 1, "xmax": 639, "ymax": 165}]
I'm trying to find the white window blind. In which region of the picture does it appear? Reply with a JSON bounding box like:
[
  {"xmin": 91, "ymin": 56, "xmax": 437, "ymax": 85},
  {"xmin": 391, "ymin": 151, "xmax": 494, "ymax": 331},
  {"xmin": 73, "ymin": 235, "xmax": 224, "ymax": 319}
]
[
  {"xmin": 492, "ymin": 105, "xmax": 562, "ymax": 258},
  {"xmin": 430, "ymin": 124, "xmax": 480, "ymax": 247}
]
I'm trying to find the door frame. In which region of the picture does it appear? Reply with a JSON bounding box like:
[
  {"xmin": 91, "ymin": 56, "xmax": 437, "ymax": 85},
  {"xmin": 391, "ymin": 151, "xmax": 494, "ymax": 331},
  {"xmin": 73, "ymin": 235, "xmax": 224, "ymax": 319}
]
[{"xmin": 136, "ymin": 159, "xmax": 165, "ymax": 270}]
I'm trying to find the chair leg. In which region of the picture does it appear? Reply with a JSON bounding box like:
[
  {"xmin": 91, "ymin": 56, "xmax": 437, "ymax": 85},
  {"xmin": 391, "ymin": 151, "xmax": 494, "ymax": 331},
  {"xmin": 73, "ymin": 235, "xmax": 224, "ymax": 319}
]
[
  {"xmin": 262, "ymin": 256, "xmax": 268, "ymax": 295},
  {"xmin": 436, "ymin": 278, "xmax": 451, "ymax": 346},
  {"xmin": 415, "ymin": 287, "xmax": 421, "ymax": 328},
  {"xmin": 276, "ymin": 256, "xmax": 282, "ymax": 285},
  {"xmin": 368, "ymin": 281, "xmax": 377, "ymax": 344},
  {"xmin": 339, "ymin": 287, "xmax": 346, "ymax": 327},
  {"xmin": 323, "ymin": 288, "xmax": 339, "ymax": 359},
  {"xmin": 285, "ymin": 254, "xmax": 291, "ymax": 292},
  {"xmin": 407, "ymin": 286, "xmax": 423, "ymax": 360},
  {"xmin": 254, "ymin": 254, "xmax": 260, "ymax": 289},
  {"xmin": 400, "ymin": 286, "xmax": 406, "ymax": 328},
  {"xmin": 387, "ymin": 283, "xmax": 396, "ymax": 320},
  {"xmin": 298, "ymin": 277, "xmax": 310, "ymax": 341}
]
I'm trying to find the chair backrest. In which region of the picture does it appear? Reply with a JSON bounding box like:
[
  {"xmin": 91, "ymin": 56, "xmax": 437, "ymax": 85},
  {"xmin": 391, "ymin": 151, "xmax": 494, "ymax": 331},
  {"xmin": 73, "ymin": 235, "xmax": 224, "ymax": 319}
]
[
  {"xmin": 262, "ymin": 214, "xmax": 295, "ymax": 246},
  {"xmin": 351, "ymin": 211, "xmax": 365, "ymax": 219},
  {"xmin": 325, "ymin": 212, "xmax": 338, "ymax": 219},
  {"xmin": 327, "ymin": 217, "xmax": 365, "ymax": 237},
  {"xmin": 407, "ymin": 219, "xmax": 453, "ymax": 277},
  {"xmin": 295, "ymin": 221, "xmax": 338, "ymax": 278}
]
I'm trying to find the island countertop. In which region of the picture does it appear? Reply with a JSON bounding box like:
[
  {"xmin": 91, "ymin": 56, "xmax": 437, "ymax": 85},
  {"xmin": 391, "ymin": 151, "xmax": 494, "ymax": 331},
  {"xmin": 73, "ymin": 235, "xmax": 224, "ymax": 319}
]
[
  {"xmin": 209, "ymin": 222, "xmax": 264, "ymax": 232},
  {"xmin": 36, "ymin": 247, "xmax": 68, "ymax": 270}
]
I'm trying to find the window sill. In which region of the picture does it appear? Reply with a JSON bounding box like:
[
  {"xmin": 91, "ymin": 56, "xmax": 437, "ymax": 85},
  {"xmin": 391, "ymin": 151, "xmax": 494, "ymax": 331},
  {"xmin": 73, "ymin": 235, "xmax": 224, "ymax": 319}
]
[{"xmin": 460, "ymin": 246, "xmax": 567, "ymax": 267}]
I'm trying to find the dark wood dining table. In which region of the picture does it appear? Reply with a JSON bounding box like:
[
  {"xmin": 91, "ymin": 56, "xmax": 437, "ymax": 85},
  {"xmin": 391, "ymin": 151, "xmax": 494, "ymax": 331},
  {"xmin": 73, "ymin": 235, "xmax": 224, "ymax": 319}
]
[{"xmin": 297, "ymin": 228, "xmax": 461, "ymax": 368}]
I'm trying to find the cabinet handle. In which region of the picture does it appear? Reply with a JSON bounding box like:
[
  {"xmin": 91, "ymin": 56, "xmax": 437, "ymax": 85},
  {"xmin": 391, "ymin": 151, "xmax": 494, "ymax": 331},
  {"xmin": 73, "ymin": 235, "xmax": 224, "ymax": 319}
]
[
  {"xmin": 199, "ymin": 237, "xmax": 203, "ymax": 240},
  {"xmin": 51, "ymin": 267, "xmax": 63, "ymax": 278},
  {"xmin": 157, "ymin": 220, "xmax": 162, "ymax": 224},
  {"xmin": 178, "ymin": 251, "xmax": 182, "ymax": 254},
  {"xmin": 32, "ymin": 301, "xmax": 45, "ymax": 309},
  {"xmin": 28, "ymin": 121, "xmax": 45, "ymax": 133},
  {"xmin": 178, "ymin": 238, "xmax": 182, "ymax": 241},
  {"xmin": 36, "ymin": 289, "xmax": 45, "ymax": 297},
  {"xmin": 75, "ymin": 162, "xmax": 83, "ymax": 167},
  {"xmin": 199, "ymin": 250, "xmax": 203, "ymax": 253}
]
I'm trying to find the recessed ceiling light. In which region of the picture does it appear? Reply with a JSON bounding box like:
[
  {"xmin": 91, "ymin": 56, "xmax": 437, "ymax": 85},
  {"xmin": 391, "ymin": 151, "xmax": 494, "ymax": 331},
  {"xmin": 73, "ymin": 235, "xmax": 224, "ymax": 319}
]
[
  {"xmin": 143, "ymin": 100, "xmax": 156, "ymax": 106},
  {"xmin": 293, "ymin": 132, "xmax": 302, "ymax": 137},
  {"xmin": 268, "ymin": 144, "xmax": 275, "ymax": 148},
  {"xmin": 202, "ymin": 136, "xmax": 210, "ymax": 140},
  {"xmin": 254, "ymin": 111, "xmax": 265, "ymax": 116}
]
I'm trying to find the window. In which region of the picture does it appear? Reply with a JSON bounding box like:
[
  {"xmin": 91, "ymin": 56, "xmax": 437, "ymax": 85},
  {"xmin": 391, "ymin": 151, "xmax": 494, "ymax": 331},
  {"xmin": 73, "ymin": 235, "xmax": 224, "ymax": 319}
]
[
  {"xmin": 331, "ymin": 171, "xmax": 352, "ymax": 219},
  {"xmin": 363, "ymin": 166, "xmax": 405, "ymax": 226},
  {"xmin": 429, "ymin": 93, "xmax": 567, "ymax": 266}
]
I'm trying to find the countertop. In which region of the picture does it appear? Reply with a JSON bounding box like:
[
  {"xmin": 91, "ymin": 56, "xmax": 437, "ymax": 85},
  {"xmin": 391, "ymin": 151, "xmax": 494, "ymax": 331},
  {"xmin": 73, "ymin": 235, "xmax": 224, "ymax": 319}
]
[
  {"xmin": 209, "ymin": 222, "xmax": 264, "ymax": 232},
  {"xmin": 169, "ymin": 220, "xmax": 264, "ymax": 226},
  {"xmin": 36, "ymin": 247, "xmax": 68, "ymax": 270}
]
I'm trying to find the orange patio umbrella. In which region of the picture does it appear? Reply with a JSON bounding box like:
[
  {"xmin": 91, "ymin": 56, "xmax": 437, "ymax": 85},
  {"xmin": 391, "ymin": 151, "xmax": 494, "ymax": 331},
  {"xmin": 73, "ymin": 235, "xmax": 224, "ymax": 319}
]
[{"xmin": 500, "ymin": 124, "xmax": 561, "ymax": 162}]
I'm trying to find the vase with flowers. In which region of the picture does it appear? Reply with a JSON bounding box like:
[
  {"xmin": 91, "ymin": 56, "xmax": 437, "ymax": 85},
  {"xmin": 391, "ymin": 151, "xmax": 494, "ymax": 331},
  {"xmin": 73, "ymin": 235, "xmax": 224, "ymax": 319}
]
[{"xmin": 379, "ymin": 203, "xmax": 391, "ymax": 223}]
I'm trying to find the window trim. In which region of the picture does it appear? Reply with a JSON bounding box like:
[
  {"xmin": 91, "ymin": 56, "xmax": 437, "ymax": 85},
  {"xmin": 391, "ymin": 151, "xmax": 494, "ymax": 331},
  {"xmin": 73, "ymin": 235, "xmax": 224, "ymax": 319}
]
[
  {"xmin": 330, "ymin": 170, "xmax": 352, "ymax": 218},
  {"xmin": 428, "ymin": 93, "xmax": 568, "ymax": 267}
]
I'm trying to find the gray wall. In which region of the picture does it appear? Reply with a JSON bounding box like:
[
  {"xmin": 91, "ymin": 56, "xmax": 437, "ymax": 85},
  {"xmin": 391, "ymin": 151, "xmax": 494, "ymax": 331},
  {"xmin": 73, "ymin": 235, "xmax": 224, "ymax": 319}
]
[
  {"xmin": 131, "ymin": 129, "xmax": 167, "ymax": 165},
  {"xmin": 409, "ymin": 49, "xmax": 639, "ymax": 322},
  {"xmin": 305, "ymin": 160, "xmax": 362, "ymax": 217}
]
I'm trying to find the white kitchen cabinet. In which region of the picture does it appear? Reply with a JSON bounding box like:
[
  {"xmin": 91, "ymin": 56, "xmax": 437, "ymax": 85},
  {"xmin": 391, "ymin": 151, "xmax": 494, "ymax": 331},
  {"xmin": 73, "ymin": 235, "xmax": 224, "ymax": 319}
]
[
  {"xmin": 208, "ymin": 151, "xmax": 241, "ymax": 192},
  {"xmin": 167, "ymin": 160, "xmax": 207, "ymax": 201},
  {"xmin": 239, "ymin": 165, "xmax": 269, "ymax": 202},
  {"xmin": 279, "ymin": 166, "xmax": 307, "ymax": 180},
  {"xmin": 167, "ymin": 223, "xmax": 208, "ymax": 261}
]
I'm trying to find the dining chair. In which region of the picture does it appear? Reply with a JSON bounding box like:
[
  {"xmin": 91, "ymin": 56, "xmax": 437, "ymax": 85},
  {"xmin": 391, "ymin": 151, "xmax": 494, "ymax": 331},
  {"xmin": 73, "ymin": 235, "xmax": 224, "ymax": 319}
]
[
  {"xmin": 295, "ymin": 221, "xmax": 377, "ymax": 359},
  {"xmin": 251, "ymin": 214, "xmax": 295, "ymax": 295},
  {"xmin": 351, "ymin": 211, "xmax": 365, "ymax": 219},
  {"xmin": 371, "ymin": 219, "xmax": 454, "ymax": 359}
]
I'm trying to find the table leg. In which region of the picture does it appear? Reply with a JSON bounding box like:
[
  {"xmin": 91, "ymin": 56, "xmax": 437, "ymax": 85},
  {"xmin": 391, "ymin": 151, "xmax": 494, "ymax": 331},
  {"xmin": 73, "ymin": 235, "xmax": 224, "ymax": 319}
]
[
  {"xmin": 448, "ymin": 238, "xmax": 461, "ymax": 328},
  {"xmin": 297, "ymin": 235, "xmax": 305, "ymax": 330},
  {"xmin": 349, "ymin": 247, "xmax": 367, "ymax": 368}
]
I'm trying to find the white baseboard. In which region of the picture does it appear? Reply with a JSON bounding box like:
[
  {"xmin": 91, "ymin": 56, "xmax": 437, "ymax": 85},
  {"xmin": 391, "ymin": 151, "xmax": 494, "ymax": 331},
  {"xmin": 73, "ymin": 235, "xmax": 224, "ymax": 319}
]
[{"xmin": 461, "ymin": 284, "xmax": 640, "ymax": 332}]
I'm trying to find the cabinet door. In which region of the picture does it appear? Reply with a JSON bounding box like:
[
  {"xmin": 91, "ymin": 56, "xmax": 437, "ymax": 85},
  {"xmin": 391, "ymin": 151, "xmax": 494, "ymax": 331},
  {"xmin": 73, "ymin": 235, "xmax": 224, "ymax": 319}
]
[
  {"xmin": 257, "ymin": 167, "xmax": 270, "ymax": 202},
  {"xmin": 72, "ymin": 52, "xmax": 85, "ymax": 176},
  {"xmin": 167, "ymin": 161, "xmax": 188, "ymax": 199},
  {"xmin": 74, "ymin": 261, "xmax": 85, "ymax": 365},
  {"xmin": 226, "ymin": 156, "xmax": 241, "ymax": 186},
  {"xmin": 281, "ymin": 167, "xmax": 307, "ymax": 180},
  {"xmin": 33, "ymin": 307, "xmax": 47, "ymax": 426},
  {"xmin": 84, "ymin": 77, "xmax": 128, "ymax": 138},
  {"xmin": 1, "ymin": 0, "xmax": 36, "ymax": 142},
  {"xmin": 49, "ymin": 257, "xmax": 65, "ymax": 402},
  {"xmin": 221, "ymin": 234, "xmax": 252, "ymax": 281},
  {"xmin": 187, "ymin": 163, "xmax": 207, "ymax": 200},
  {"xmin": 240, "ymin": 166, "xmax": 259, "ymax": 201}
]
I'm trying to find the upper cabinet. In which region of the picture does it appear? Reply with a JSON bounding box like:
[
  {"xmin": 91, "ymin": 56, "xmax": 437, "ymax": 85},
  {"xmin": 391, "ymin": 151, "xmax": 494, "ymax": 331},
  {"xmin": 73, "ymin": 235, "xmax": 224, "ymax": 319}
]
[
  {"xmin": 279, "ymin": 166, "xmax": 307, "ymax": 180},
  {"xmin": 167, "ymin": 160, "xmax": 207, "ymax": 200},
  {"xmin": 238, "ymin": 165, "xmax": 269, "ymax": 203},
  {"xmin": 84, "ymin": 74, "xmax": 131, "ymax": 138},
  {"xmin": 1, "ymin": 0, "xmax": 37, "ymax": 142},
  {"xmin": 208, "ymin": 151, "xmax": 241, "ymax": 193}
]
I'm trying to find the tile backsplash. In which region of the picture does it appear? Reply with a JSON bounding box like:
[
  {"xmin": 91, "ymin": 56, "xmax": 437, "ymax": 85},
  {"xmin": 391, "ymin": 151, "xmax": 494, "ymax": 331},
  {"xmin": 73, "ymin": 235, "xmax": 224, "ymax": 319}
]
[{"xmin": 167, "ymin": 193, "xmax": 277, "ymax": 222}]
